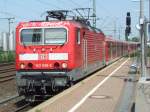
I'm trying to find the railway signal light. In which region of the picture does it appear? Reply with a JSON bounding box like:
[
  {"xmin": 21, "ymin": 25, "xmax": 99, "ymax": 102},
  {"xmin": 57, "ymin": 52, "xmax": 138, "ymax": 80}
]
[
  {"xmin": 125, "ymin": 12, "xmax": 131, "ymax": 41},
  {"xmin": 126, "ymin": 12, "xmax": 131, "ymax": 26},
  {"xmin": 126, "ymin": 26, "xmax": 131, "ymax": 34}
]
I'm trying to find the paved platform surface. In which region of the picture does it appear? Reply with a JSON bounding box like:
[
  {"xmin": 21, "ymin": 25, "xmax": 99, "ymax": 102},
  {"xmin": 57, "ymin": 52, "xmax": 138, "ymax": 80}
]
[{"xmin": 28, "ymin": 58, "xmax": 135, "ymax": 112}]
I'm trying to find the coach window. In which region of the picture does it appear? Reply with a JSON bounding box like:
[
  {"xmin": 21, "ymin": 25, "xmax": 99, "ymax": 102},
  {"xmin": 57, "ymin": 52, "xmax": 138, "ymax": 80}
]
[{"xmin": 77, "ymin": 29, "xmax": 80, "ymax": 44}]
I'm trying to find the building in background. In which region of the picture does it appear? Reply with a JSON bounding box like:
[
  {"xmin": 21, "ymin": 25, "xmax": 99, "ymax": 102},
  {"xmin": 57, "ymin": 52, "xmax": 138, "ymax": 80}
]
[
  {"xmin": 0, "ymin": 33, "xmax": 2, "ymax": 50},
  {"xmin": 1, "ymin": 31, "xmax": 15, "ymax": 51}
]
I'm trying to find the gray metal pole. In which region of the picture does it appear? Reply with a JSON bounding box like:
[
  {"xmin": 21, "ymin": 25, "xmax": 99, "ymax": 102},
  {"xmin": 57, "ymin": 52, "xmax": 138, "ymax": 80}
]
[
  {"xmin": 140, "ymin": 0, "xmax": 144, "ymax": 18},
  {"xmin": 149, "ymin": 0, "xmax": 150, "ymax": 21},
  {"xmin": 8, "ymin": 18, "xmax": 11, "ymax": 36},
  {"xmin": 114, "ymin": 20, "xmax": 117, "ymax": 38},
  {"xmin": 135, "ymin": 1, "xmax": 150, "ymax": 112},
  {"xmin": 140, "ymin": 0, "xmax": 147, "ymax": 77},
  {"xmin": 0, "ymin": 17, "xmax": 14, "ymax": 35},
  {"xmin": 93, "ymin": 0, "xmax": 96, "ymax": 28}
]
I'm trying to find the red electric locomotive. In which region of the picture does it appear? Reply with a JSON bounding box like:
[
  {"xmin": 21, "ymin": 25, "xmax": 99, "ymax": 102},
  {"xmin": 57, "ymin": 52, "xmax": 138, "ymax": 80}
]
[
  {"xmin": 15, "ymin": 10, "xmax": 106, "ymax": 101},
  {"xmin": 15, "ymin": 10, "xmax": 138, "ymax": 102}
]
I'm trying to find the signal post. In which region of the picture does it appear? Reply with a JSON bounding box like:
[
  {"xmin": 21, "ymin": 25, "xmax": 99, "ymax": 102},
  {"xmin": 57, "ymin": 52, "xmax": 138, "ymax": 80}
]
[{"xmin": 135, "ymin": 0, "xmax": 150, "ymax": 112}]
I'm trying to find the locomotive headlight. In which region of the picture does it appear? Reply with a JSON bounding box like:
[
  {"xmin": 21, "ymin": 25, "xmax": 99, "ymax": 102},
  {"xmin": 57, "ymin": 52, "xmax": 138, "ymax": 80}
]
[
  {"xmin": 20, "ymin": 63, "xmax": 25, "ymax": 69},
  {"xmin": 62, "ymin": 63, "xmax": 67, "ymax": 69},
  {"xmin": 33, "ymin": 48, "xmax": 36, "ymax": 52},
  {"xmin": 41, "ymin": 48, "xmax": 46, "ymax": 52},
  {"xmin": 54, "ymin": 62, "xmax": 60, "ymax": 68}
]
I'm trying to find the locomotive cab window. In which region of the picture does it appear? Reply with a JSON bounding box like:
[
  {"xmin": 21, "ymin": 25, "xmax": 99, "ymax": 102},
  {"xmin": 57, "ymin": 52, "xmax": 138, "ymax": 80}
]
[
  {"xmin": 44, "ymin": 28, "xmax": 67, "ymax": 44},
  {"xmin": 77, "ymin": 29, "xmax": 80, "ymax": 44},
  {"xmin": 21, "ymin": 29, "xmax": 42, "ymax": 45}
]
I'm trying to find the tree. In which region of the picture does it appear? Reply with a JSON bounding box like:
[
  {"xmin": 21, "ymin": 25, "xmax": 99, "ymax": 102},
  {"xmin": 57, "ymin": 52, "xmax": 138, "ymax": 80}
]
[{"xmin": 131, "ymin": 37, "xmax": 139, "ymax": 42}]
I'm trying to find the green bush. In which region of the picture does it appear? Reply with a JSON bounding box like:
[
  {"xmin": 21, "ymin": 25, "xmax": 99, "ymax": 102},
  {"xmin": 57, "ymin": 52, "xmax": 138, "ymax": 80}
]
[{"xmin": 0, "ymin": 51, "xmax": 15, "ymax": 63}]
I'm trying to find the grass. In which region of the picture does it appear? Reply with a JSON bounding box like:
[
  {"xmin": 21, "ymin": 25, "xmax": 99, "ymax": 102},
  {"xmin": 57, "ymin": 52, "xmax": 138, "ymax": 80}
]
[{"xmin": 0, "ymin": 51, "xmax": 15, "ymax": 63}]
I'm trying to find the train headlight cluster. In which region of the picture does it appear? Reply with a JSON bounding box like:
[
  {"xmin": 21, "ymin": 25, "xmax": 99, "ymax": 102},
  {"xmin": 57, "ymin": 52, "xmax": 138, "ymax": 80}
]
[
  {"xmin": 20, "ymin": 63, "xmax": 25, "ymax": 69},
  {"xmin": 53, "ymin": 62, "xmax": 67, "ymax": 69},
  {"xmin": 54, "ymin": 62, "xmax": 60, "ymax": 68},
  {"xmin": 62, "ymin": 63, "xmax": 67, "ymax": 69},
  {"xmin": 28, "ymin": 63, "xmax": 33, "ymax": 68}
]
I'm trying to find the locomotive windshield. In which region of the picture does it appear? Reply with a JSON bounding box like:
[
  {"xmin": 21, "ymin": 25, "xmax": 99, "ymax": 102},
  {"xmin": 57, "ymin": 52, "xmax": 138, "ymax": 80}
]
[
  {"xmin": 21, "ymin": 28, "xmax": 67, "ymax": 45},
  {"xmin": 21, "ymin": 29, "xmax": 42, "ymax": 45},
  {"xmin": 44, "ymin": 28, "xmax": 67, "ymax": 44}
]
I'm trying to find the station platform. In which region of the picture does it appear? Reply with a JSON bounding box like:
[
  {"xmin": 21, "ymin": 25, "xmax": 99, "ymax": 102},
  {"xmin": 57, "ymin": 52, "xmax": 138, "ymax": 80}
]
[{"xmin": 28, "ymin": 58, "xmax": 137, "ymax": 112}]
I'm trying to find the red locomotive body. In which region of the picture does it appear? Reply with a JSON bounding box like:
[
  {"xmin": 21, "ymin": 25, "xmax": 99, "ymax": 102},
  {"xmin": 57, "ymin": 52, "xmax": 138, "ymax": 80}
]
[
  {"xmin": 15, "ymin": 10, "xmax": 138, "ymax": 102},
  {"xmin": 16, "ymin": 20, "xmax": 106, "ymax": 101},
  {"xmin": 16, "ymin": 21, "xmax": 78, "ymax": 71}
]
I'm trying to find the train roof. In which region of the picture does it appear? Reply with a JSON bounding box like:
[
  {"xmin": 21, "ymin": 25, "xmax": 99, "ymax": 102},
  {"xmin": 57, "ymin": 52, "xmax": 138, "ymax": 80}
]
[
  {"xmin": 17, "ymin": 20, "xmax": 104, "ymax": 34},
  {"xmin": 105, "ymin": 36, "xmax": 129, "ymax": 44},
  {"xmin": 105, "ymin": 36, "xmax": 116, "ymax": 42}
]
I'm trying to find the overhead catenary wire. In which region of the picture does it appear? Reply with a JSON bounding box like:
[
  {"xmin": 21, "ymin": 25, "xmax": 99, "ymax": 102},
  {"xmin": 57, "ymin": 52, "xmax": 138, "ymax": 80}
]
[
  {"xmin": 0, "ymin": 17, "xmax": 15, "ymax": 35},
  {"xmin": 69, "ymin": 0, "xmax": 83, "ymax": 8},
  {"xmin": 0, "ymin": 0, "xmax": 120, "ymax": 37},
  {"xmin": 0, "ymin": 0, "xmax": 63, "ymax": 32},
  {"xmin": 0, "ymin": 0, "xmax": 43, "ymax": 22},
  {"xmin": 55, "ymin": 0, "xmax": 74, "ymax": 9},
  {"xmin": 0, "ymin": 11, "xmax": 27, "ymax": 20},
  {"xmin": 12, "ymin": 0, "xmax": 41, "ymax": 15},
  {"xmin": 36, "ymin": 0, "xmax": 62, "ymax": 9},
  {"xmin": 95, "ymin": 0, "xmax": 120, "ymax": 27},
  {"xmin": 1, "ymin": 0, "xmax": 41, "ymax": 17}
]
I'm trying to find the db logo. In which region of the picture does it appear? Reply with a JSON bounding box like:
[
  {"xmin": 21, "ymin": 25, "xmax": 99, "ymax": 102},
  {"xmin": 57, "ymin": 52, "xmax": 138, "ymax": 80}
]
[{"xmin": 39, "ymin": 54, "xmax": 48, "ymax": 60}]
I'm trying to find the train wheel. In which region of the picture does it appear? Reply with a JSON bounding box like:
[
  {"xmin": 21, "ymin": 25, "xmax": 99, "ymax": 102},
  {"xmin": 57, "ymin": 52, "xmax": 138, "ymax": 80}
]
[{"xmin": 69, "ymin": 81, "xmax": 74, "ymax": 87}]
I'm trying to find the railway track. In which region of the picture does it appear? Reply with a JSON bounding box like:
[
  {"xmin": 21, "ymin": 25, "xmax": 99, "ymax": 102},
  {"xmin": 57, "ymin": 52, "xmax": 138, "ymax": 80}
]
[
  {"xmin": 0, "ymin": 95, "xmax": 19, "ymax": 104},
  {"xmin": 0, "ymin": 68, "xmax": 15, "ymax": 74},
  {"xmin": 0, "ymin": 67, "xmax": 15, "ymax": 71},
  {"xmin": 0, "ymin": 62, "xmax": 16, "ymax": 83},
  {"xmin": 0, "ymin": 94, "xmax": 31, "ymax": 112},
  {"xmin": 0, "ymin": 74, "xmax": 15, "ymax": 83},
  {"xmin": 0, "ymin": 63, "xmax": 32, "ymax": 112},
  {"xmin": 13, "ymin": 103, "xmax": 30, "ymax": 112},
  {"xmin": 0, "ymin": 62, "xmax": 15, "ymax": 74},
  {"xmin": 0, "ymin": 62, "xmax": 15, "ymax": 67}
]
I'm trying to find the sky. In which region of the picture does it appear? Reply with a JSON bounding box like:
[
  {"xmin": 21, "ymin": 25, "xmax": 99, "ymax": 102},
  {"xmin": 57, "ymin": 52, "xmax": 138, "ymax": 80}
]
[{"xmin": 0, "ymin": 0, "xmax": 149, "ymax": 40}]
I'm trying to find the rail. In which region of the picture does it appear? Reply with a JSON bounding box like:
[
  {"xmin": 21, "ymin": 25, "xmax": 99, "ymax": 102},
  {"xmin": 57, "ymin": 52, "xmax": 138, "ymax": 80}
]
[{"xmin": 0, "ymin": 74, "xmax": 15, "ymax": 83}]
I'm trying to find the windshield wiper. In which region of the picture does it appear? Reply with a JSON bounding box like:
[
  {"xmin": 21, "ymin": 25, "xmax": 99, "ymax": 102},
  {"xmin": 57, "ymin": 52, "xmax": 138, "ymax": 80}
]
[
  {"xmin": 22, "ymin": 42, "xmax": 27, "ymax": 48},
  {"xmin": 60, "ymin": 43, "xmax": 65, "ymax": 47}
]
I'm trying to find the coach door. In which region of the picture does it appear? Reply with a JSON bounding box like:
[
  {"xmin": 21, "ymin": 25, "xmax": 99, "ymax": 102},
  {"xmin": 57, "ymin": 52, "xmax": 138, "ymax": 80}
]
[{"xmin": 83, "ymin": 39, "xmax": 88, "ymax": 71}]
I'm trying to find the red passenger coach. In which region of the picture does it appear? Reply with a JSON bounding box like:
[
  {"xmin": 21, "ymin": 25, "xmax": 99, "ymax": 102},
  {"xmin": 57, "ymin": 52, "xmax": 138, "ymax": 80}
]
[
  {"xmin": 105, "ymin": 37, "xmax": 134, "ymax": 65},
  {"xmin": 128, "ymin": 42, "xmax": 138, "ymax": 54},
  {"xmin": 105, "ymin": 37, "xmax": 122, "ymax": 65},
  {"xmin": 15, "ymin": 10, "xmax": 106, "ymax": 101}
]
